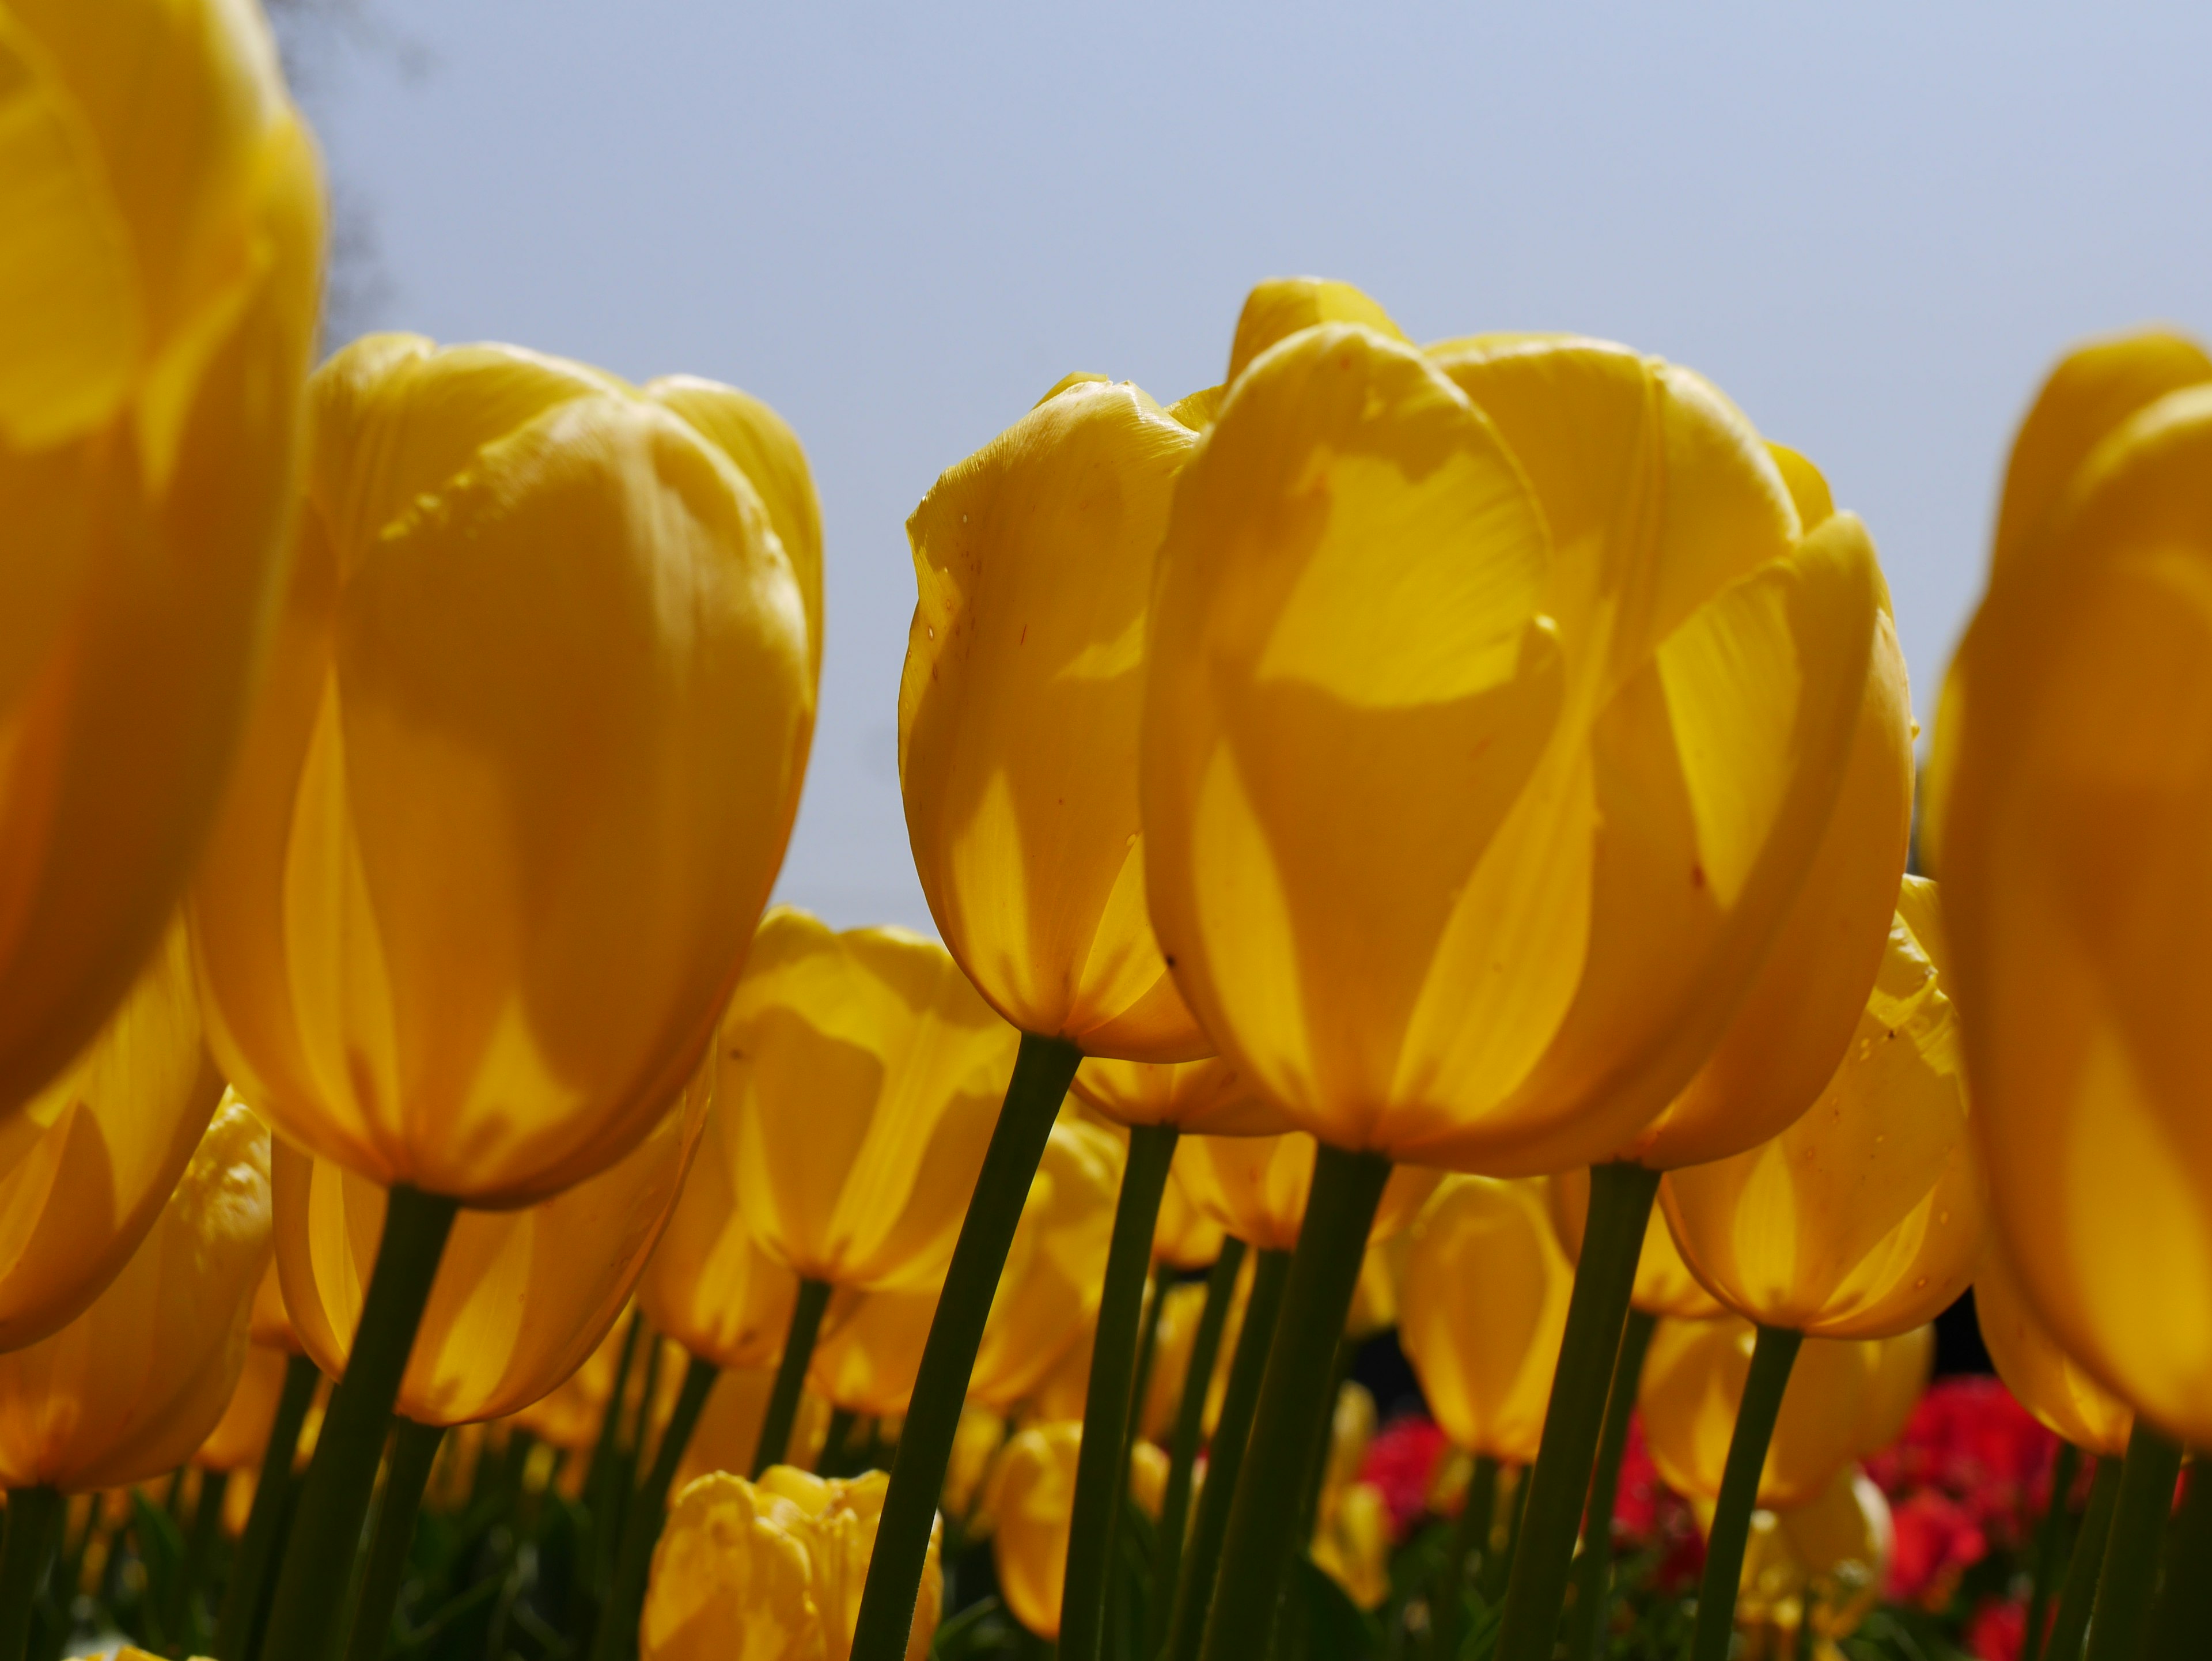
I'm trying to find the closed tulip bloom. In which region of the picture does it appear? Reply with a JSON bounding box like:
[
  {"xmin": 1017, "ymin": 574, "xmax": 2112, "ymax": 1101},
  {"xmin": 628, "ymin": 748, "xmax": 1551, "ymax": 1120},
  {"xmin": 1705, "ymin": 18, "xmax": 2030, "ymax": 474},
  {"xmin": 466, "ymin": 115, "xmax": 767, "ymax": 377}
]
[
  {"xmin": 1150, "ymin": 1148, "xmax": 1227, "ymax": 1270},
  {"xmin": 1929, "ymin": 328, "xmax": 2212, "ymax": 1446},
  {"xmin": 1143, "ymin": 310, "xmax": 1884, "ymax": 1174},
  {"xmin": 0, "ymin": 922, "xmax": 224, "ymax": 1350},
  {"xmin": 1639, "ymin": 1316, "xmax": 1876, "ymax": 1508},
  {"xmin": 0, "ymin": 0, "xmax": 324, "ymax": 1113},
  {"xmin": 1974, "ymin": 1239, "xmax": 2132, "ymax": 1458},
  {"xmin": 984, "ymin": 1422, "xmax": 1166, "ymax": 1640},
  {"xmin": 274, "ymin": 1077, "xmax": 706, "ymax": 1424},
  {"xmin": 900, "ymin": 376, "xmax": 1211, "ymax": 1061},
  {"xmin": 1547, "ymin": 1166, "xmax": 1721, "ymax": 1321},
  {"xmin": 195, "ymin": 1343, "xmax": 294, "ymax": 1474},
  {"xmin": 1310, "ymin": 1480, "xmax": 1392, "ymax": 1613},
  {"xmin": 192, "ymin": 335, "xmax": 816, "ymax": 1206},
  {"xmin": 1173, "ymin": 1131, "xmax": 1439, "ymax": 1254},
  {"xmin": 674, "ymin": 1371, "xmax": 832, "ymax": 1492},
  {"xmin": 1660, "ymin": 879, "xmax": 1984, "ymax": 1339},
  {"xmin": 1855, "ymin": 1326, "xmax": 1933, "ymax": 1456},
  {"xmin": 942, "ymin": 1406, "xmax": 1007, "ymax": 1526},
  {"xmin": 1136, "ymin": 1281, "xmax": 1211, "ymax": 1443},
  {"xmin": 1070, "ymin": 1054, "xmax": 1286, "ymax": 1137},
  {"xmin": 722, "ymin": 909, "xmax": 1018, "ymax": 1291},
  {"xmin": 507, "ymin": 1312, "xmax": 630, "ymax": 1455},
  {"xmin": 639, "ymin": 1113, "xmax": 803, "ymax": 1374},
  {"xmin": 1400, "ymin": 1177, "xmax": 1572, "ymax": 1464},
  {"xmin": 247, "ymin": 1257, "xmax": 301, "ymax": 1354},
  {"xmin": 642, "ymin": 1467, "xmax": 941, "ymax": 1661},
  {"xmin": 0, "ymin": 1100, "xmax": 270, "ymax": 1490}
]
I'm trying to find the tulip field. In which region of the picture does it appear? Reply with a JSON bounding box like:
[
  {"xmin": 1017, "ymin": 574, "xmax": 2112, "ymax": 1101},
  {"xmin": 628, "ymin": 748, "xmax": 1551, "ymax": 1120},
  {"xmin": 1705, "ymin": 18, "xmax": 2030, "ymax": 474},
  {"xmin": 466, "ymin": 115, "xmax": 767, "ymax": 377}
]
[{"xmin": 3, "ymin": 4, "xmax": 2210, "ymax": 1661}]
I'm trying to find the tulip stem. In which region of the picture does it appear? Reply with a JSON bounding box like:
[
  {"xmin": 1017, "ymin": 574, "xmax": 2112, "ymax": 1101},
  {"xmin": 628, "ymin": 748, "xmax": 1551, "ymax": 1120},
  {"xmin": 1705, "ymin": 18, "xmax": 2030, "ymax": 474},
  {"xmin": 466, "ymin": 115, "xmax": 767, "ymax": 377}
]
[
  {"xmin": 2144, "ymin": 1454, "xmax": 2212, "ymax": 1655},
  {"xmin": 1061, "ymin": 1120, "xmax": 1179, "ymax": 1661},
  {"xmin": 172, "ymin": 1467, "xmax": 232, "ymax": 1641},
  {"xmin": 1565, "ymin": 1307, "xmax": 1657, "ymax": 1660},
  {"xmin": 342, "ymin": 1418, "xmax": 445, "ymax": 1661},
  {"xmin": 0, "ymin": 1485, "xmax": 63, "ymax": 1661},
  {"xmin": 2021, "ymin": 1440, "xmax": 2082, "ymax": 1661},
  {"xmin": 823, "ymin": 1408, "xmax": 858, "ymax": 1476},
  {"xmin": 594, "ymin": 1353, "xmax": 719, "ymax": 1661},
  {"xmin": 1164, "ymin": 1244, "xmax": 1292, "ymax": 1661},
  {"xmin": 214, "ymin": 1350, "xmax": 320, "ymax": 1661},
  {"xmin": 1434, "ymin": 1453, "xmax": 1499, "ymax": 1660},
  {"xmin": 754, "ymin": 1278, "xmax": 833, "ymax": 1476},
  {"xmin": 1688, "ymin": 1322, "xmax": 1803, "ymax": 1661},
  {"xmin": 850, "ymin": 1031, "xmax": 1082, "ymax": 1661},
  {"xmin": 1494, "ymin": 1159, "xmax": 1660, "ymax": 1661},
  {"xmin": 1197, "ymin": 1145, "xmax": 1392, "ymax": 1661},
  {"xmin": 2082, "ymin": 1418, "xmax": 2185, "ymax": 1661},
  {"xmin": 1153, "ymin": 1238, "xmax": 1247, "ymax": 1654},
  {"xmin": 259, "ymin": 1182, "xmax": 459, "ymax": 1661},
  {"xmin": 2046, "ymin": 1454, "xmax": 2123, "ymax": 1661}
]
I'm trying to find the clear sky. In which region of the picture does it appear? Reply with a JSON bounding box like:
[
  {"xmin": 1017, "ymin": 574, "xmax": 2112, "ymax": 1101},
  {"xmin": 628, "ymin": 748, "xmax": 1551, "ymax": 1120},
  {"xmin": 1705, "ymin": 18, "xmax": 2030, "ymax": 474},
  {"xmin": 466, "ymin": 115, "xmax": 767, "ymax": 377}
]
[{"xmin": 302, "ymin": 1, "xmax": 2212, "ymax": 932}]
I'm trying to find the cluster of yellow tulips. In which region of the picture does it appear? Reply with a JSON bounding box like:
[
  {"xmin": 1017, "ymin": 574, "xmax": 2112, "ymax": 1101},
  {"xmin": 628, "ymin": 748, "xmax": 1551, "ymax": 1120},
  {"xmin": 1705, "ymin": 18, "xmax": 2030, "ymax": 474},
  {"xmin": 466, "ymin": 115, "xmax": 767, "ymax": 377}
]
[{"xmin": 5, "ymin": 4, "xmax": 2211, "ymax": 1661}]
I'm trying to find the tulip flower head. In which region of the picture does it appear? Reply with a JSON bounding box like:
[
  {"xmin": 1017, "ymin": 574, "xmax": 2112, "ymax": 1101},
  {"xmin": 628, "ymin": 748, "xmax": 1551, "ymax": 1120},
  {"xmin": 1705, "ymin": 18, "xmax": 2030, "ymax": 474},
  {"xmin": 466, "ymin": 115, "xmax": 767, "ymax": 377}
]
[
  {"xmin": 1149, "ymin": 1145, "xmax": 1229, "ymax": 1269},
  {"xmin": 1973, "ymin": 1238, "xmax": 2132, "ymax": 1458},
  {"xmin": 193, "ymin": 335, "xmax": 817, "ymax": 1206},
  {"xmin": 1172, "ymin": 1130, "xmax": 1438, "ymax": 1254},
  {"xmin": 0, "ymin": 922, "xmax": 225, "ymax": 1350},
  {"xmin": 1856, "ymin": 1325, "xmax": 1934, "ymax": 1457},
  {"xmin": 0, "ymin": 0, "xmax": 324, "ymax": 1114},
  {"xmin": 1070, "ymin": 1054, "xmax": 1286, "ymax": 1136},
  {"xmin": 673, "ymin": 1368, "xmax": 833, "ymax": 1493},
  {"xmin": 1660, "ymin": 878, "xmax": 1985, "ymax": 1339},
  {"xmin": 1548, "ymin": 1165, "xmax": 1721, "ymax": 1320},
  {"xmin": 721, "ymin": 908, "xmax": 1019, "ymax": 1292},
  {"xmin": 0, "ymin": 1099, "xmax": 270, "ymax": 1491},
  {"xmin": 275, "ymin": 1074, "xmax": 706, "ymax": 1425},
  {"xmin": 1930, "ymin": 327, "xmax": 2212, "ymax": 1446},
  {"xmin": 983, "ymin": 1421, "xmax": 1167, "ymax": 1640},
  {"xmin": 1400, "ymin": 1176, "xmax": 1573, "ymax": 1465}
]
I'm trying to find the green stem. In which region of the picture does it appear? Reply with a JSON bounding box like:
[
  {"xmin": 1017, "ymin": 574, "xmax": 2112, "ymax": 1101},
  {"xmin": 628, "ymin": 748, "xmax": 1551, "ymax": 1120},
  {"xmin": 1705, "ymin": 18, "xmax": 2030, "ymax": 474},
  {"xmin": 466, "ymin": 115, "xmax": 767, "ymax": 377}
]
[
  {"xmin": 1198, "ymin": 1145, "xmax": 1392, "ymax": 1661},
  {"xmin": 2047, "ymin": 1455, "xmax": 2123, "ymax": 1661},
  {"xmin": 1494, "ymin": 1160, "xmax": 1660, "ymax": 1661},
  {"xmin": 0, "ymin": 1486, "xmax": 63, "ymax": 1661},
  {"xmin": 822, "ymin": 1408, "xmax": 858, "ymax": 1477},
  {"xmin": 2022, "ymin": 1440, "xmax": 2082, "ymax": 1661},
  {"xmin": 631, "ymin": 1329, "xmax": 666, "ymax": 1462},
  {"xmin": 1565, "ymin": 1307, "xmax": 1657, "ymax": 1661},
  {"xmin": 1435, "ymin": 1454, "xmax": 1499, "ymax": 1661},
  {"xmin": 1062, "ymin": 1120, "xmax": 1179, "ymax": 1661},
  {"xmin": 172, "ymin": 1467, "xmax": 232, "ymax": 1640},
  {"xmin": 1488, "ymin": 1462, "xmax": 1533, "ymax": 1604},
  {"xmin": 2145, "ymin": 1454, "xmax": 2212, "ymax": 1658},
  {"xmin": 849, "ymin": 1031, "xmax": 1081, "ymax": 1661},
  {"xmin": 1688, "ymin": 1323, "xmax": 1804, "ymax": 1661},
  {"xmin": 1164, "ymin": 1246, "xmax": 1292, "ymax": 1661},
  {"xmin": 260, "ymin": 1184, "xmax": 457, "ymax": 1661},
  {"xmin": 753, "ymin": 1277, "xmax": 834, "ymax": 1476},
  {"xmin": 2082, "ymin": 1418, "xmax": 2184, "ymax": 1661},
  {"xmin": 214, "ymin": 1351, "xmax": 320, "ymax": 1661},
  {"xmin": 594, "ymin": 1353, "xmax": 720, "ymax": 1661},
  {"xmin": 1296, "ymin": 1338, "xmax": 1357, "ymax": 1556},
  {"xmin": 1153, "ymin": 1239, "xmax": 1247, "ymax": 1655},
  {"xmin": 1127, "ymin": 1262, "xmax": 1171, "ymax": 1471},
  {"xmin": 342, "ymin": 1418, "xmax": 445, "ymax": 1661}
]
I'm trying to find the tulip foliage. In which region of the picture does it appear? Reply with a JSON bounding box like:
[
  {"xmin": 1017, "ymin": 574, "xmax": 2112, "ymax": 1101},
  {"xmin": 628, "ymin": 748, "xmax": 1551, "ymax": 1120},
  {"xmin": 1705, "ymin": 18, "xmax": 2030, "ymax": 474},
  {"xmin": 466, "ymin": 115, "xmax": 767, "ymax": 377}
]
[{"xmin": 6, "ymin": 9, "xmax": 2212, "ymax": 1657}]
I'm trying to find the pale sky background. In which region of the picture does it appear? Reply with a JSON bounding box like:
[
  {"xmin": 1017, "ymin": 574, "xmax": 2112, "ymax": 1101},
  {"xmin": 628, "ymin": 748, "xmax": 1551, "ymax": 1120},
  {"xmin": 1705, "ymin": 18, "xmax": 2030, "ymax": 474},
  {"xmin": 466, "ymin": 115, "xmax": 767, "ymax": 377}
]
[{"xmin": 300, "ymin": 1, "xmax": 2212, "ymax": 932}]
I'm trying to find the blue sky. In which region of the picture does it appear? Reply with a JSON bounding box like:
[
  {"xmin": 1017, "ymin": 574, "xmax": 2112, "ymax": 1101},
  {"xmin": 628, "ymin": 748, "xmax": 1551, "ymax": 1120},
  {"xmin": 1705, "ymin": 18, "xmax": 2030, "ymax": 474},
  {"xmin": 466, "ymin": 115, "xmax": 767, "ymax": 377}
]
[{"xmin": 305, "ymin": 1, "xmax": 2212, "ymax": 930}]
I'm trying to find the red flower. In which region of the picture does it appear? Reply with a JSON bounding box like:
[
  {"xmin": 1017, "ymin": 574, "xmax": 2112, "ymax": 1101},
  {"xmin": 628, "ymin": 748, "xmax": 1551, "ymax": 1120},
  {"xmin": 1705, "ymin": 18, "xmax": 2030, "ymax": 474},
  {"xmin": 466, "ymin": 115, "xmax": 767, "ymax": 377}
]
[
  {"xmin": 1359, "ymin": 1414, "xmax": 1448, "ymax": 1543},
  {"xmin": 1888, "ymin": 1489, "xmax": 1988, "ymax": 1607},
  {"xmin": 1865, "ymin": 1378, "xmax": 2056, "ymax": 1551},
  {"xmin": 1966, "ymin": 1596, "xmax": 2027, "ymax": 1661}
]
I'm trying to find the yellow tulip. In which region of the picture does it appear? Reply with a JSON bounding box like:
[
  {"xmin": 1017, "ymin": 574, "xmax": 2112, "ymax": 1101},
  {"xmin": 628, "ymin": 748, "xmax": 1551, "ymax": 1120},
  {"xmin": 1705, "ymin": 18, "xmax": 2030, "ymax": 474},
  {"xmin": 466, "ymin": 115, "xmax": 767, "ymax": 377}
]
[
  {"xmin": 1400, "ymin": 1177, "xmax": 1572, "ymax": 1465},
  {"xmin": 721, "ymin": 907, "xmax": 1019, "ymax": 1291},
  {"xmin": 1660, "ymin": 879, "xmax": 1984, "ymax": 1338},
  {"xmin": 941, "ymin": 1405, "xmax": 1006, "ymax": 1526},
  {"xmin": 1856, "ymin": 1326, "xmax": 1933, "ymax": 1456},
  {"xmin": 1729, "ymin": 1466, "xmax": 1891, "ymax": 1647},
  {"xmin": 1135, "ymin": 1281, "xmax": 1211, "ymax": 1444},
  {"xmin": 247, "ymin": 1257, "xmax": 301, "ymax": 1355},
  {"xmin": 1172, "ymin": 1130, "xmax": 1438, "ymax": 1254},
  {"xmin": 1928, "ymin": 327, "xmax": 2212, "ymax": 1446},
  {"xmin": 1344, "ymin": 1234, "xmax": 1407, "ymax": 1340},
  {"xmin": 1974, "ymin": 1238, "xmax": 2132, "ymax": 1458},
  {"xmin": 639, "ymin": 1113, "xmax": 803, "ymax": 1374},
  {"xmin": 0, "ymin": 1099, "xmax": 270, "ymax": 1490},
  {"xmin": 0, "ymin": 922, "xmax": 224, "ymax": 1349},
  {"xmin": 1071, "ymin": 1054, "xmax": 1289, "ymax": 1140},
  {"xmin": 1547, "ymin": 1166, "xmax": 1721, "ymax": 1321},
  {"xmin": 0, "ymin": 0, "xmax": 323, "ymax": 1114},
  {"xmin": 1150, "ymin": 1147, "xmax": 1229, "ymax": 1270},
  {"xmin": 194, "ymin": 1344, "xmax": 294, "ymax": 1475},
  {"xmin": 1638, "ymin": 1316, "xmax": 1876, "ymax": 1508},
  {"xmin": 674, "ymin": 1369, "xmax": 833, "ymax": 1492},
  {"xmin": 192, "ymin": 335, "xmax": 816, "ymax": 1207},
  {"xmin": 1310, "ymin": 1480, "xmax": 1393, "ymax": 1613},
  {"xmin": 899, "ymin": 379, "xmax": 1207, "ymax": 1062},
  {"xmin": 1142, "ymin": 305, "xmax": 1885, "ymax": 1176},
  {"xmin": 273, "ymin": 1076, "xmax": 706, "ymax": 1425},
  {"xmin": 983, "ymin": 1422, "xmax": 1167, "ymax": 1640},
  {"xmin": 642, "ymin": 1467, "xmax": 941, "ymax": 1661}
]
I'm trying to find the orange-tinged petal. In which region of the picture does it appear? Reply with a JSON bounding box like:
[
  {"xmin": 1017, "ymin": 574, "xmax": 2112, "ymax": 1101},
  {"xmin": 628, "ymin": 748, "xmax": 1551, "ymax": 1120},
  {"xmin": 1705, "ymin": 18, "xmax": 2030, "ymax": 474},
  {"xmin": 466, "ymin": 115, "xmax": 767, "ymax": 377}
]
[{"xmin": 1972, "ymin": 1240, "xmax": 2131, "ymax": 1459}]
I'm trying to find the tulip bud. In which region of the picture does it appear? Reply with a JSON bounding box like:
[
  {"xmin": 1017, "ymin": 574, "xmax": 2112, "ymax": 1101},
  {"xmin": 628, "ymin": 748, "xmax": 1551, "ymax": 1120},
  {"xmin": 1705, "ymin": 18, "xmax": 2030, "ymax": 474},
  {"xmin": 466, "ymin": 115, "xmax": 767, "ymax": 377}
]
[
  {"xmin": 0, "ymin": 921, "xmax": 224, "ymax": 1350},
  {"xmin": 1173, "ymin": 1130, "xmax": 1437, "ymax": 1254},
  {"xmin": 0, "ymin": 0, "xmax": 324, "ymax": 1113},
  {"xmin": 1070, "ymin": 1054, "xmax": 1286, "ymax": 1137},
  {"xmin": 274, "ymin": 1070, "xmax": 706, "ymax": 1424},
  {"xmin": 983, "ymin": 1421, "xmax": 1167, "ymax": 1640},
  {"xmin": 1400, "ymin": 1176, "xmax": 1573, "ymax": 1465},
  {"xmin": 900, "ymin": 377, "xmax": 1208, "ymax": 1061},
  {"xmin": 642, "ymin": 1467, "xmax": 941, "ymax": 1661},
  {"xmin": 1149, "ymin": 1148, "xmax": 1228, "ymax": 1270},
  {"xmin": 193, "ymin": 336, "xmax": 816, "ymax": 1206},
  {"xmin": 1930, "ymin": 327, "xmax": 2212, "ymax": 1447},
  {"xmin": 1638, "ymin": 1316, "xmax": 1878, "ymax": 1508},
  {"xmin": 0, "ymin": 1100, "xmax": 270, "ymax": 1490},
  {"xmin": 194, "ymin": 1344, "xmax": 294, "ymax": 1475},
  {"xmin": 1547, "ymin": 1166, "xmax": 1721, "ymax": 1321},
  {"xmin": 719, "ymin": 908, "xmax": 1019, "ymax": 1292},
  {"xmin": 1974, "ymin": 1239, "xmax": 2132, "ymax": 1458},
  {"xmin": 1660, "ymin": 879, "xmax": 1986, "ymax": 1339}
]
